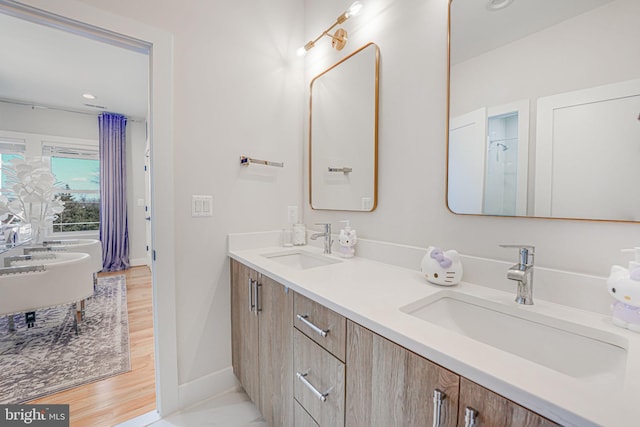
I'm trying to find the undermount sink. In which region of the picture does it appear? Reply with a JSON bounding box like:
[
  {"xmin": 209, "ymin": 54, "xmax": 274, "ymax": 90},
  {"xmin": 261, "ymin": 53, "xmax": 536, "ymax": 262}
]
[
  {"xmin": 261, "ymin": 250, "xmax": 342, "ymax": 270},
  {"xmin": 401, "ymin": 291, "xmax": 628, "ymax": 384}
]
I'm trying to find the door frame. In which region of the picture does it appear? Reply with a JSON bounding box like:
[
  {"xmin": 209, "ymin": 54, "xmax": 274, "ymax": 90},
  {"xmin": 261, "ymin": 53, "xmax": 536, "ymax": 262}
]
[{"xmin": 0, "ymin": 0, "xmax": 179, "ymax": 418}]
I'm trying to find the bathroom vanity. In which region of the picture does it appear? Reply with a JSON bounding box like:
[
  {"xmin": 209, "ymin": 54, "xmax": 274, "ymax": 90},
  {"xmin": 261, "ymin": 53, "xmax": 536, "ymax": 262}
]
[
  {"xmin": 230, "ymin": 257, "xmax": 559, "ymax": 426},
  {"xmin": 228, "ymin": 236, "xmax": 638, "ymax": 426}
]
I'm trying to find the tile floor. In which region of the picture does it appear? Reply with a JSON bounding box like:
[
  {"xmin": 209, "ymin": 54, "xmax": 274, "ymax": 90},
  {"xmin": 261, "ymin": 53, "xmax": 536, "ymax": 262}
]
[{"xmin": 147, "ymin": 389, "xmax": 267, "ymax": 427}]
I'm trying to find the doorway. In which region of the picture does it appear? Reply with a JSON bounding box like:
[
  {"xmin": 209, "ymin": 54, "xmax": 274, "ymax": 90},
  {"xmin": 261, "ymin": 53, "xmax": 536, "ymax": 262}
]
[{"xmin": 0, "ymin": 0, "xmax": 177, "ymax": 422}]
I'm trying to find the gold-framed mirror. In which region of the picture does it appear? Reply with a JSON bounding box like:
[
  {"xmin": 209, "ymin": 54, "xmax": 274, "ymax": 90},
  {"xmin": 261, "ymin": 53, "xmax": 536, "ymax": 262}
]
[
  {"xmin": 447, "ymin": 0, "xmax": 640, "ymax": 221},
  {"xmin": 309, "ymin": 42, "xmax": 379, "ymax": 212}
]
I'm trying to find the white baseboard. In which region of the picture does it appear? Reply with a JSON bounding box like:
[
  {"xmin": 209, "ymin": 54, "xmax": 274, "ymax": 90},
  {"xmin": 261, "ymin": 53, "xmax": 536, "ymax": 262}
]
[
  {"xmin": 113, "ymin": 410, "xmax": 160, "ymax": 427},
  {"xmin": 178, "ymin": 366, "xmax": 239, "ymax": 410},
  {"xmin": 130, "ymin": 257, "xmax": 148, "ymax": 267}
]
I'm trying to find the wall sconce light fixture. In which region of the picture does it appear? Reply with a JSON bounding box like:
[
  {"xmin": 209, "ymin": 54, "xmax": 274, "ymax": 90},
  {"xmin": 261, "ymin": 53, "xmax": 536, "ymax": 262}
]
[{"xmin": 297, "ymin": 1, "xmax": 364, "ymax": 56}]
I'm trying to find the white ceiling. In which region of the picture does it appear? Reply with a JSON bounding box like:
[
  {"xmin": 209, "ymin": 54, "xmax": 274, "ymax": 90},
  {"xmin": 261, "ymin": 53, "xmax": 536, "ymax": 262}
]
[
  {"xmin": 450, "ymin": 0, "xmax": 615, "ymax": 64},
  {"xmin": 0, "ymin": 12, "xmax": 148, "ymax": 119}
]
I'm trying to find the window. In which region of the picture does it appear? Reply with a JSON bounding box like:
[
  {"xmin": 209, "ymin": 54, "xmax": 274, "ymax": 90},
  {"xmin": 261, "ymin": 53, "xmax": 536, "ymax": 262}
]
[
  {"xmin": 0, "ymin": 139, "xmax": 26, "ymax": 200},
  {"xmin": 43, "ymin": 144, "xmax": 100, "ymax": 233}
]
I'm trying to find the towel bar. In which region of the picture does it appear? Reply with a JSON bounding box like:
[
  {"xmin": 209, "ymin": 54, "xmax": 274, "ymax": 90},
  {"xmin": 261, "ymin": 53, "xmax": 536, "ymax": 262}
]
[
  {"xmin": 240, "ymin": 156, "xmax": 284, "ymax": 168},
  {"xmin": 328, "ymin": 167, "xmax": 352, "ymax": 173}
]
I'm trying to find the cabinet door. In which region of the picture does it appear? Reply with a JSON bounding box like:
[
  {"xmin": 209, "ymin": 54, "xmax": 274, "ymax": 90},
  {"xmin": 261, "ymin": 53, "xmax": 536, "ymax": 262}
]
[
  {"xmin": 259, "ymin": 274, "xmax": 294, "ymax": 427},
  {"xmin": 346, "ymin": 321, "xmax": 459, "ymax": 427},
  {"xmin": 230, "ymin": 259, "xmax": 260, "ymax": 406},
  {"xmin": 458, "ymin": 378, "xmax": 559, "ymax": 427}
]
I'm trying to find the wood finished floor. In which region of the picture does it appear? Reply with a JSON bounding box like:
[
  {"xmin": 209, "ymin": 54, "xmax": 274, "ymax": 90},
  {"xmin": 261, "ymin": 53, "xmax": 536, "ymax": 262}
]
[{"xmin": 29, "ymin": 266, "xmax": 156, "ymax": 427}]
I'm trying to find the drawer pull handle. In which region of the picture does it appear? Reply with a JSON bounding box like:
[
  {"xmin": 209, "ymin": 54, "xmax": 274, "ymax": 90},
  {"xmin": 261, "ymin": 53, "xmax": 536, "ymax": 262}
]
[
  {"xmin": 296, "ymin": 314, "xmax": 329, "ymax": 337},
  {"xmin": 464, "ymin": 407, "xmax": 478, "ymax": 427},
  {"xmin": 254, "ymin": 282, "xmax": 262, "ymax": 314},
  {"xmin": 296, "ymin": 371, "xmax": 328, "ymax": 402},
  {"xmin": 248, "ymin": 278, "xmax": 255, "ymax": 312},
  {"xmin": 433, "ymin": 389, "xmax": 445, "ymax": 427}
]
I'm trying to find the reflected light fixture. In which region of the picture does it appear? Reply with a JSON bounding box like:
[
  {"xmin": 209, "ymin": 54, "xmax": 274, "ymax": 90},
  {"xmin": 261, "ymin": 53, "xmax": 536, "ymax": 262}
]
[
  {"xmin": 486, "ymin": 0, "xmax": 515, "ymax": 11},
  {"xmin": 297, "ymin": 1, "xmax": 364, "ymax": 56}
]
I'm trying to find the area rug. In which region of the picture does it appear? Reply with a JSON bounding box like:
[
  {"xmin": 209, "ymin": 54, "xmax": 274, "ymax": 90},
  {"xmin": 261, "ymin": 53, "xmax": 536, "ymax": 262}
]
[{"xmin": 0, "ymin": 274, "xmax": 131, "ymax": 404}]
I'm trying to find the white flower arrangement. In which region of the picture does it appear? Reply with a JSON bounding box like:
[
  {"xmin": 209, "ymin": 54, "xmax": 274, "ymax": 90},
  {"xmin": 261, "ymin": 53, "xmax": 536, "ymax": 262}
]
[{"xmin": 0, "ymin": 157, "xmax": 65, "ymax": 242}]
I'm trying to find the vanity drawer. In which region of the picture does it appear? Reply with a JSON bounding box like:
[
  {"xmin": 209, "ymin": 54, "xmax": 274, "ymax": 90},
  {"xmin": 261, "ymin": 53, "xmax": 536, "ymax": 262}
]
[
  {"xmin": 294, "ymin": 329, "xmax": 345, "ymax": 427},
  {"xmin": 295, "ymin": 399, "xmax": 320, "ymax": 427},
  {"xmin": 294, "ymin": 292, "xmax": 346, "ymax": 362}
]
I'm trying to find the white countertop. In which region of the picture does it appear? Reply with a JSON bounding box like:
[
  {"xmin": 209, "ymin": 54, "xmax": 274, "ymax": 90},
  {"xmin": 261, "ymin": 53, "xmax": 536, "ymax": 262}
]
[{"xmin": 229, "ymin": 244, "xmax": 640, "ymax": 427}]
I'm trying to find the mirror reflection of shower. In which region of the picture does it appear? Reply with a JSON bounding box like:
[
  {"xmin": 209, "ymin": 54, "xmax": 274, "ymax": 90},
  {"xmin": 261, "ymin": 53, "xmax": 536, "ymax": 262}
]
[
  {"xmin": 484, "ymin": 111, "xmax": 519, "ymax": 216},
  {"xmin": 488, "ymin": 140, "xmax": 509, "ymax": 161}
]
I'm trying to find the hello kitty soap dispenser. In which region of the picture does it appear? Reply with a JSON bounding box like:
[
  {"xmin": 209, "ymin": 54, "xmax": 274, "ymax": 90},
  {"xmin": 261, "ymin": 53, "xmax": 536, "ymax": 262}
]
[
  {"xmin": 337, "ymin": 220, "xmax": 357, "ymax": 258},
  {"xmin": 421, "ymin": 246, "xmax": 463, "ymax": 286},
  {"xmin": 606, "ymin": 247, "xmax": 640, "ymax": 333}
]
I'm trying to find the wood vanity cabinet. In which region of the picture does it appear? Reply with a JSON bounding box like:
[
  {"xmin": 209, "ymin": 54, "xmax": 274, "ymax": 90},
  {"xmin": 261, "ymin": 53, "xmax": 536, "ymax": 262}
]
[
  {"xmin": 345, "ymin": 320, "xmax": 559, "ymax": 427},
  {"xmin": 346, "ymin": 320, "xmax": 460, "ymax": 427},
  {"xmin": 230, "ymin": 259, "xmax": 293, "ymax": 426},
  {"xmin": 457, "ymin": 378, "xmax": 559, "ymax": 427},
  {"xmin": 230, "ymin": 259, "xmax": 560, "ymax": 427}
]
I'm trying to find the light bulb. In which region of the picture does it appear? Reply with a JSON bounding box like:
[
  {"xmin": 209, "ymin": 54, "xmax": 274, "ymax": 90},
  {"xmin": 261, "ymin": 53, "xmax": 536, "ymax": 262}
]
[
  {"xmin": 296, "ymin": 47, "xmax": 307, "ymax": 57},
  {"xmin": 346, "ymin": 1, "xmax": 364, "ymax": 18}
]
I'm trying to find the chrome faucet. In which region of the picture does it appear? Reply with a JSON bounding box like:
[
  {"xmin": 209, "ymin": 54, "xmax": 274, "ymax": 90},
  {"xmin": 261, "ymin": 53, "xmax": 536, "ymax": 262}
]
[
  {"xmin": 500, "ymin": 245, "xmax": 535, "ymax": 305},
  {"xmin": 310, "ymin": 223, "xmax": 332, "ymax": 254}
]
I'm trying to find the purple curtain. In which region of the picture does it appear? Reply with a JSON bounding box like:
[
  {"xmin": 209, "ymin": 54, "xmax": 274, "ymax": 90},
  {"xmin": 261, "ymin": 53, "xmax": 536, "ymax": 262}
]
[{"xmin": 99, "ymin": 112, "xmax": 130, "ymax": 271}]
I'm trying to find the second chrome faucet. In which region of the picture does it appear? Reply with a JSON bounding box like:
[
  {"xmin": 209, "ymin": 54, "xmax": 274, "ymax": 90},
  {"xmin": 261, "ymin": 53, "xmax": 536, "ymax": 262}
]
[
  {"xmin": 500, "ymin": 245, "xmax": 535, "ymax": 305},
  {"xmin": 310, "ymin": 223, "xmax": 333, "ymax": 254}
]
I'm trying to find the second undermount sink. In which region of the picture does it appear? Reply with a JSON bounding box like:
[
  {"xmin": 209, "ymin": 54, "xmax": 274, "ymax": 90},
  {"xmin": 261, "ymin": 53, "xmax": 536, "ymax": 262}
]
[
  {"xmin": 401, "ymin": 291, "xmax": 628, "ymax": 384},
  {"xmin": 261, "ymin": 250, "xmax": 342, "ymax": 270}
]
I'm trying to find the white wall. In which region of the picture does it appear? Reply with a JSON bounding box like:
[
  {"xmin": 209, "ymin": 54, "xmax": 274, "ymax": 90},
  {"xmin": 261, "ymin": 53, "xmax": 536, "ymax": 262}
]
[
  {"xmin": 126, "ymin": 121, "xmax": 149, "ymax": 265},
  {"xmin": 0, "ymin": 102, "xmax": 148, "ymax": 264},
  {"xmin": 70, "ymin": 0, "xmax": 305, "ymax": 391}
]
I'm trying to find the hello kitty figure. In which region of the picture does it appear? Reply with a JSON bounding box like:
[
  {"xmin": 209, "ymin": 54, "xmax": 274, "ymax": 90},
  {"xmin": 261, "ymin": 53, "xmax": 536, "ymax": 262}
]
[
  {"xmin": 607, "ymin": 265, "xmax": 640, "ymax": 332},
  {"xmin": 337, "ymin": 226, "xmax": 357, "ymax": 258},
  {"xmin": 420, "ymin": 246, "xmax": 463, "ymax": 286}
]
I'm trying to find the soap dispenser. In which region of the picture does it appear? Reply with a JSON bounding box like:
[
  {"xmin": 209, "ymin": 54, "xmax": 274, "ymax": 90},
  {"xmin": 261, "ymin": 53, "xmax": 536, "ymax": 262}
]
[
  {"xmin": 337, "ymin": 220, "xmax": 357, "ymax": 258},
  {"xmin": 606, "ymin": 247, "xmax": 640, "ymax": 332},
  {"xmin": 622, "ymin": 247, "xmax": 640, "ymax": 270}
]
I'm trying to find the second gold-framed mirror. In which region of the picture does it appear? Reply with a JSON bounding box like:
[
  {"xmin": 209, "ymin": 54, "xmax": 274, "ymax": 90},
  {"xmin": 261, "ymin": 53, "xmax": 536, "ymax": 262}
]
[{"xmin": 447, "ymin": 0, "xmax": 640, "ymax": 222}]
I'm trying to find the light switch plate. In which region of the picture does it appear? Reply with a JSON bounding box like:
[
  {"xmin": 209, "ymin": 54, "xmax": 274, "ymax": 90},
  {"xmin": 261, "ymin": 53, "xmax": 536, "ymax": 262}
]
[{"xmin": 192, "ymin": 195, "xmax": 213, "ymax": 217}]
